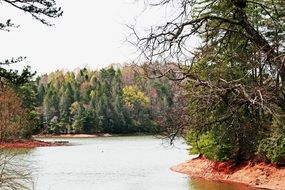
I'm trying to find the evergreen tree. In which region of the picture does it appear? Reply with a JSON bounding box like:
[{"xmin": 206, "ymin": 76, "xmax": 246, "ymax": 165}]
[{"xmin": 133, "ymin": 0, "xmax": 285, "ymax": 163}]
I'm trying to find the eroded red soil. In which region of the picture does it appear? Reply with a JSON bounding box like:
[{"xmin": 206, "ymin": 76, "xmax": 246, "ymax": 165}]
[
  {"xmin": 171, "ymin": 156, "xmax": 285, "ymax": 190},
  {"xmin": 0, "ymin": 139, "xmax": 55, "ymax": 148}
]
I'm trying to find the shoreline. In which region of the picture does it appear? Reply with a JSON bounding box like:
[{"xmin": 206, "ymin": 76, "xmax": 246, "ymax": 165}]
[
  {"xmin": 171, "ymin": 156, "xmax": 285, "ymax": 190},
  {"xmin": 33, "ymin": 133, "xmax": 112, "ymax": 138},
  {"xmin": 0, "ymin": 139, "xmax": 62, "ymax": 148}
]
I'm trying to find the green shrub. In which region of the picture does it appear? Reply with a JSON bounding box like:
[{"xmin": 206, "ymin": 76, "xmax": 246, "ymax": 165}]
[
  {"xmin": 258, "ymin": 132, "xmax": 285, "ymax": 164},
  {"xmin": 186, "ymin": 126, "xmax": 237, "ymax": 161}
]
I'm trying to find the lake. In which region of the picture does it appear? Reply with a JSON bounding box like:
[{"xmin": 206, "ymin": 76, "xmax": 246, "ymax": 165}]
[{"xmin": 11, "ymin": 136, "xmax": 259, "ymax": 190}]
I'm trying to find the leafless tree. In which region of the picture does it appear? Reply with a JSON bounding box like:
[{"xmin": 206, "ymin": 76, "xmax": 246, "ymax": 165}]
[
  {"xmin": 0, "ymin": 149, "xmax": 33, "ymax": 190},
  {"xmin": 157, "ymin": 93, "xmax": 189, "ymax": 146},
  {"xmin": 130, "ymin": 0, "xmax": 285, "ymax": 122},
  {"xmin": 129, "ymin": 1, "xmax": 285, "ymax": 159}
]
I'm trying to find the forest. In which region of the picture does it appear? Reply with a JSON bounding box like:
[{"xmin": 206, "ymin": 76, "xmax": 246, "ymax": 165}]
[
  {"xmin": 35, "ymin": 65, "xmax": 178, "ymax": 134},
  {"xmin": 1, "ymin": 0, "xmax": 285, "ymax": 168},
  {"xmin": 0, "ymin": 64, "xmax": 180, "ymax": 138},
  {"xmin": 3, "ymin": 0, "xmax": 285, "ymax": 190}
]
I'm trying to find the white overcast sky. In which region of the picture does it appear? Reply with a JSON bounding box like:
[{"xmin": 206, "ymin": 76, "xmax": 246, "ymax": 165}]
[{"xmin": 0, "ymin": 0, "xmax": 197, "ymax": 75}]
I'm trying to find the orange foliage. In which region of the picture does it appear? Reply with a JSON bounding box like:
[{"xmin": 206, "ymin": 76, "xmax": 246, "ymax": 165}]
[{"xmin": 0, "ymin": 84, "xmax": 25, "ymax": 141}]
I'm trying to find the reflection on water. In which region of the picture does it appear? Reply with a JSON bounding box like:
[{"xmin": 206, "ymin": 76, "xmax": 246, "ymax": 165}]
[
  {"xmin": 3, "ymin": 136, "xmax": 261, "ymax": 190},
  {"xmin": 189, "ymin": 178, "xmax": 261, "ymax": 190}
]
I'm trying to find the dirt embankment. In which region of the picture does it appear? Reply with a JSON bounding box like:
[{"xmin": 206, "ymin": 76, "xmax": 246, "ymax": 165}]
[
  {"xmin": 0, "ymin": 139, "xmax": 64, "ymax": 148},
  {"xmin": 171, "ymin": 156, "xmax": 285, "ymax": 190}
]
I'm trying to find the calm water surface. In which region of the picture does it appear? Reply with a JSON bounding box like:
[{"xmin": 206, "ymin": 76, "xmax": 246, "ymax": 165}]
[{"xmin": 17, "ymin": 136, "xmax": 259, "ymax": 190}]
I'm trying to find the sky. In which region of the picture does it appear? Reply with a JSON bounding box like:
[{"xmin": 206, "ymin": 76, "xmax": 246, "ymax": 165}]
[{"xmin": 0, "ymin": 0, "xmax": 197, "ymax": 75}]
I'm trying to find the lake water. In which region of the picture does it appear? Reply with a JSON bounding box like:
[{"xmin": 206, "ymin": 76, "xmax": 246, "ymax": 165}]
[{"xmin": 11, "ymin": 136, "xmax": 259, "ymax": 190}]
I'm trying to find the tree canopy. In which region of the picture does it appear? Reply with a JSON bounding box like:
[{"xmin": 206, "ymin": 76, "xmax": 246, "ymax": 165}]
[
  {"xmin": 0, "ymin": 0, "xmax": 62, "ymax": 84},
  {"xmin": 0, "ymin": 0, "xmax": 62, "ymax": 141},
  {"xmin": 34, "ymin": 66, "xmax": 179, "ymax": 135},
  {"xmin": 133, "ymin": 0, "xmax": 285, "ymax": 163},
  {"xmin": 0, "ymin": 0, "xmax": 62, "ymax": 29}
]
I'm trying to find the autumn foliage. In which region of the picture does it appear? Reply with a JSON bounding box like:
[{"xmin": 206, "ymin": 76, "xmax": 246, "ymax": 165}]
[{"xmin": 0, "ymin": 84, "xmax": 27, "ymax": 142}]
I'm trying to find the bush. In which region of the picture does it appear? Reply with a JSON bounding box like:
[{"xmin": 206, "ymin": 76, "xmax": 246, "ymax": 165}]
[
  {"xmin": 186, "ymin": 125, "xmax": 237, "ymax": 161},
  {"xmin": 258, "ymin": 131, "xmax": 285, "ymax": 164}
]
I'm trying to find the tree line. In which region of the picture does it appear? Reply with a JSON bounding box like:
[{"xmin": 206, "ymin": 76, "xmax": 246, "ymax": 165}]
[
  {"xmin": 2, "ymin": 0, "xmax": 285, "ymax": 167},
  {"xmin": 34, "ymin": 66, "xmax": 177, "ymax": 135}
]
